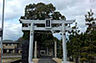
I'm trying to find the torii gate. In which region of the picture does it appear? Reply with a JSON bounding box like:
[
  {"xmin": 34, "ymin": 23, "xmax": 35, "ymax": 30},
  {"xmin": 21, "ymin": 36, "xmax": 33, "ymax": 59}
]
[{"xmin": 19, "ymin": 19, "xmax": 75, "ymax": 63}]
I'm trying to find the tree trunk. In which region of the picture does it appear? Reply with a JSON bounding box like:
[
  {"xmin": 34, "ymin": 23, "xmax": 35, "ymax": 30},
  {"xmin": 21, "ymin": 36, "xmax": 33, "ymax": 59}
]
[{"xmin": 75, "ymin": 57, "xmax": 79, "ymax": 63}]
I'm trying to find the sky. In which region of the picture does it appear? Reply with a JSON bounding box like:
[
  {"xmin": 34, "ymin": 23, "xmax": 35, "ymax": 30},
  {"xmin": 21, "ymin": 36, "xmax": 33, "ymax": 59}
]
[{"xmin": 0, "ymin": 0, "xmax": 96, "ymax": 40}]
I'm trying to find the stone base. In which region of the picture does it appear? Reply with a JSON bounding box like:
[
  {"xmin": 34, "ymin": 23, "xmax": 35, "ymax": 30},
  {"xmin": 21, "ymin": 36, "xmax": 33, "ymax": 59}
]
[
  {"xmin": 62, "ymin": 61, "xmax": 69, "ymax": 63},
  {"xmin": 32, "ymin": 58, "xmax": 39, "ymax": 63},
  {"xmin": 52, "ymin": 58, "xmax": 62, "ymax": 63},
  {"xmin": 62, "ymin": 61, "xmax": 64, "ymax": 63},
  {"xmin": 29, "ymin": 61, "xmax": 34, "ymax": 63}
]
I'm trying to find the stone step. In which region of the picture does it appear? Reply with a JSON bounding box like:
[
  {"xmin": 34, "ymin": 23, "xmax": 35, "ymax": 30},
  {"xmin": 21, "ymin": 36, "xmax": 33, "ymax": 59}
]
[{"xmin": 38, "ymin": 59, "xmax": 56, "ymax": 63}]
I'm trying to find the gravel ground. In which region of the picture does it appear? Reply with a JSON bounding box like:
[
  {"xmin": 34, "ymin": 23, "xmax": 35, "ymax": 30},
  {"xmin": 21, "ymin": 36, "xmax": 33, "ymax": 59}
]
[
  {"xmin": 2, "ymin": 54, "xmax": 21, "ymax": 63},
  {"xmin": 2, "ymin": 58, "xmax": 21, "ymax": 63}
]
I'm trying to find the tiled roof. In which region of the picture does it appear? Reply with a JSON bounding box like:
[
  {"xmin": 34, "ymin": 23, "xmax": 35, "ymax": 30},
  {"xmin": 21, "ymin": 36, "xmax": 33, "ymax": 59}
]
[{"xmin": 2, "ymin": 40, "xmax": 19, "ymax": 44}]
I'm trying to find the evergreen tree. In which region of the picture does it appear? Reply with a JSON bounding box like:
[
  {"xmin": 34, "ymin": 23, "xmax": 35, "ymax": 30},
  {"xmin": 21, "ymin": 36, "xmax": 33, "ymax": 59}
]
[
  {"xmin": 20, "ymin": 3, "xmax": 66, "ymax": 61},
  {"xmin": 67, "ymin": 9, "xmax": 96, "ymax": 63}
]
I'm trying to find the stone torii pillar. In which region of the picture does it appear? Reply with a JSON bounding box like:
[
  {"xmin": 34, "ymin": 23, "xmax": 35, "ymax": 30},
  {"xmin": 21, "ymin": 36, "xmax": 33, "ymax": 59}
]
[
  {"xmin": 34, "ymin": 41, "xmax": 37, "ymax": 58},
  {"xmin": 62, "ymin": 22, "xmax": 67, "ymax": 63},
  {"xmin": 54, "ymin": 41, "xmax": 57, "ymax": 58},
  {"xmin": 29, "ymin": 23, "xmax": 34, "ymax": 63}
]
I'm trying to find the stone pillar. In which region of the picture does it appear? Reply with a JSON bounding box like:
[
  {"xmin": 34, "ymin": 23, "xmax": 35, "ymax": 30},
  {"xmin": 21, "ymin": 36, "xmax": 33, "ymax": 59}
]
[
  {"xmin": 47, "ymin": 47, "xmax": 48, "ymax": 55},
  {"xmin": 12, "ymin": 50, "xmax": 15, "ymax": 53},
  {"xmin": 62, "ymin": 23, "xmax": 67, "ymax": 63},
  {"xmin": 7, "ymin": 49, "xmax": 9, "ymax": 53},
  {"xmin": 54, "ymin": 41, "xmax": 57, "ymax": 58},
  {"xmin": 29, "ymin": 23, "xmax": 34, "ymax": 63},
  {"xmin": 18, "ymin": 50, "xmax": 21, "ymax": 54},
  {"xmin": 34, "ymin": 41, "xmax": 37, "ymax": 58}
]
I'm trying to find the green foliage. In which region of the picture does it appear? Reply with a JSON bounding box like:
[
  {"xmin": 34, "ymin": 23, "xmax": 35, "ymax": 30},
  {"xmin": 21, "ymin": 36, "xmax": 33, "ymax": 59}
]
[
  {"xmin": 67, "ymin": 9, "xmax": 96, "ymax": 63},
  {"xmin": 20, "ymin": 2, "xmax": 65, "ymax": 58},
  {"xmin": 21, "ymin": 2, "xmax": 66, "ymax": 20},
  {"xmin": 21, "ymin": 2, "xmax": 66, "ymax": 39},
  {"xmin": 80, "ymin": 58, "xmax": 88, "ymax": 62},
  {"xmin": 85, "ymin": 9, "xmax": 94, "ymax": 22}
]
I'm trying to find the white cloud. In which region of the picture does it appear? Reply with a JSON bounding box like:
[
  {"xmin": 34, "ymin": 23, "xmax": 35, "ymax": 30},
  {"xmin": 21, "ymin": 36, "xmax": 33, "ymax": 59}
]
[
  {"xmin": 0, "ymin": 19, "xmax": 23, "ymax": 40},
  {"xmin": 0, "ymin": 0, "xmax": 31, "ymax": 40},
  {"xmin": 53, "ymin": 33, "xmax": 62, "ymax": 40},
  {"xmin": 0, "ymin": 0, "xmax": 96, "ymax": 40},
  {"xmin": 3, "ymin": 20, "xmax": 23, "ymax": 40},
  {"xmin": 4, "ymin": 0, "xmax": 31, "ymax": 20}
]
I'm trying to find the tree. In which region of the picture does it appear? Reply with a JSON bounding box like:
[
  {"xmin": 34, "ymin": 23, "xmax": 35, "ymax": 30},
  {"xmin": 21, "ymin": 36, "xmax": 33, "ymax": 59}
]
[
  {"xmin": 85, "ymin": 9, "xmax": 96, "ymax": 32},
  {"xmin": 20, "ymin": 2, "xmax": 66, "ymax": 41},
  {"xmin": 85, "ymin": 9, "xmax": 96, "ymax": 63},
  {"xmin": 67, "ymin": 22, "xmax": 81, "ymax": 63},
  {"xmin": 20, "ymin": 3, "xmax": 66, "ymax": 62},
  {"xmin": 67, "ymin": 9, "xmax": 96, "ymax": 63}
]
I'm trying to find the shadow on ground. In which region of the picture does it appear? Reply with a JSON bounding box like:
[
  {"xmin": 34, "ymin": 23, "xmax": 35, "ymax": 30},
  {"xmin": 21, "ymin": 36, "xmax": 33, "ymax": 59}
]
[
  {"xmin": 10, "ymin": 56, "xmax": 57, "ymax": 63},
  {"xmin": 11, "ymin": 59, "xmax": 22, "ymax": 63},
  {"xmin": 38, "ymin": 56, "xmax": 57, "ymax": 63}
]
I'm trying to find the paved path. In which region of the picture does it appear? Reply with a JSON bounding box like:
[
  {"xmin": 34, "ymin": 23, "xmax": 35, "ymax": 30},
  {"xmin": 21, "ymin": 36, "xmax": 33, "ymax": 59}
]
[
  {"xmin": 38, "ymin": 58, "xmax": 57, "ymax": 63},
  {"xmin": 3, "ymin": 55, "xmax": 21, "ymax": 58}
]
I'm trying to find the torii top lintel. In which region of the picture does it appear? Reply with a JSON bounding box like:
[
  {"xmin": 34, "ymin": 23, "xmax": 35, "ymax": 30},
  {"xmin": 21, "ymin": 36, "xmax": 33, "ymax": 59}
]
[
  {"xmin": 19, "ymin": 19, "xmax": 75, "ymax": 31},
  {"xmin": 19, "ymin": 19, "xmax": 75, "ymax": 24}
]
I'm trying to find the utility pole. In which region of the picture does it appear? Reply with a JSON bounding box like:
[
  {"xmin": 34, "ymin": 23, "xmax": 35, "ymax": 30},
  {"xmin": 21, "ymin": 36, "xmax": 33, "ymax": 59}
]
[{"xmin": 1, "ymin": 0, "xmax": 5, "ymax": 63}]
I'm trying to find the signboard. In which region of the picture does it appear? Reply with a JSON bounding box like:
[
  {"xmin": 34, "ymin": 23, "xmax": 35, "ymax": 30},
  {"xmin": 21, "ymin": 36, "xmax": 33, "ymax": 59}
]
[{"xmin": 45, "ymin": 19, "xmax": 51, "ymax": 28}]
